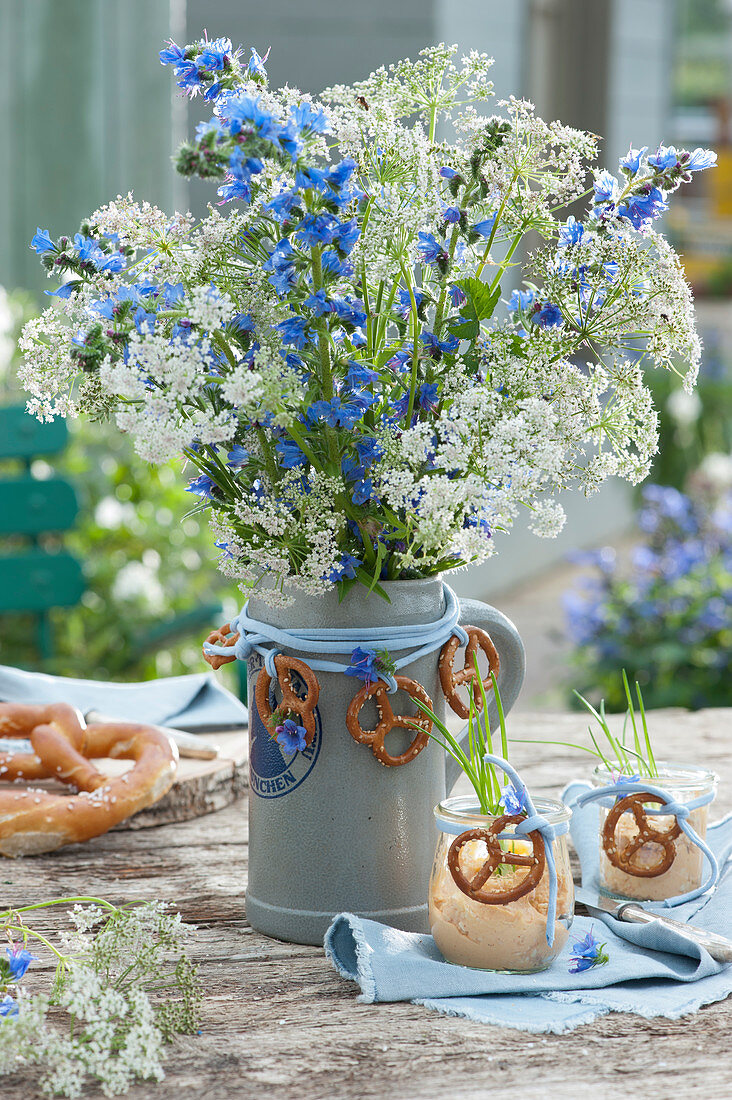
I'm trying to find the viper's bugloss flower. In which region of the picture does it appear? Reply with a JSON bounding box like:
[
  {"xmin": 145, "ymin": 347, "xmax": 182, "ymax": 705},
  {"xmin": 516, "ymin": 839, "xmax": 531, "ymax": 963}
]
[
  {"xmin": 328, "ymin": 552, "xmax": 362, "ymax": 582},
  {"xmin": 557, "ymin": 216, "xmax": 584, "ymax": 249},
  {"xmin": 5, "ymin": 945, "xmax": 36, "ymax": 982},
  {"xmin": 226, "ymin": 445, "xmax": 249, "ymax": 467},
  {"xmin": 568, "ymin": 928, "xmax": 609, "ymax": 972},
  {"xmin": 31, "ymin": 227, "xmax": 55, "ymax": 254},
  {"xmin": 593, "ymin": 169, "xmax": 617, "ymax": 204},
  {"xmin": 499, "ymin": 782, "xmax": 527, "ymax": 815},
  {"xmin": 617, "ymin": 187, "xmax": 668, "ymax": 230},
  {"xmin": 417, "ymin": 232, "xmax": 446, "ymax": 265},
  {"xmin": 620, "ymin": 145, "xmax": 648, "ymax": 174},
  {"xmin": 345, "ymin": 646, "xmax": 380, "ymax": 684},
  {"xmin": 534, "ymin": 301, "xmax": 563, "ymax": 328},
  {"xmin": 0, "ymin": 994, "xmax": 18, "ymax": 1018},
  {"xmin": 275, "ymin": 717, "xmax": 308, "ymax": 753},
  {"xmin": 508, "ymin": 288, "xmax": 536, "ymax": 313},
  {"xmin": 275, "ymin": 439, "xmax": 307, "ymax": 468},
  {"xmin": 185, "ymin": 473, "xmax": 217, "ymax": 499},
  {"xmin": 471, "ymin": 215, "xmax": 496, "ymax": 238}
]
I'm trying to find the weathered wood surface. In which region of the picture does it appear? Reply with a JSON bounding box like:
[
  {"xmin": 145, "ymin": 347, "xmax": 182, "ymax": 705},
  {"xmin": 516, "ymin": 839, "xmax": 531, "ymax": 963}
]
[{"xmin": 2, "ymin": 709, "xmax": 732, "ymax": 1100}]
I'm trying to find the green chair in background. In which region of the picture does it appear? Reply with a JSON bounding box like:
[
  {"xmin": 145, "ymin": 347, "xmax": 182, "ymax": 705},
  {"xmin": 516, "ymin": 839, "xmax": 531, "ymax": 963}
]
[
  {"xmin": 0, "ymin": 406, "xmax": 241, "ymax": 697},
  {"xmin": 0, "ymin": 406, "xmax": 84, "ymax": 657}
]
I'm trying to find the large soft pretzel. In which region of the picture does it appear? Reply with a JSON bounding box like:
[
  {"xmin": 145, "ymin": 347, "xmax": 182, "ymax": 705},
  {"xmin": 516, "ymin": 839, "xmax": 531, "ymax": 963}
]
[{"xmin": 0, "ymin": 702, "xmax": 178, "ymax": 857}]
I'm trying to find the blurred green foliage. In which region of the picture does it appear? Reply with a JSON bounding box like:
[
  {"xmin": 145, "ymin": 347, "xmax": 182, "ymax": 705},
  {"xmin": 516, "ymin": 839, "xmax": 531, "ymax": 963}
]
[
  {"xmin": 0, "ymin": 288, "xmax": 240, "ymax": 685},
  {"xmin": 645, "ymin": 365, "xmax": 732, "ymax": 492}
]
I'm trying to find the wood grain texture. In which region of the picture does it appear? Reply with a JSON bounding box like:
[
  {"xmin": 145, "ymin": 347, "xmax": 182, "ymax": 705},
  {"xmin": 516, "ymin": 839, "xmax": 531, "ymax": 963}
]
[{"xmin": 1, "ymin": 709, "xmax": 731, "ymax": 1100}]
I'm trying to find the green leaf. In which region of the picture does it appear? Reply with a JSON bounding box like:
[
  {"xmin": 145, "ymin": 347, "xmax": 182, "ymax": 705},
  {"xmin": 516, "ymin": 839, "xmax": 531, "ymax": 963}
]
[{"xmin": 454, "ymin": 277, "xmax": 501, "ymax": 322}]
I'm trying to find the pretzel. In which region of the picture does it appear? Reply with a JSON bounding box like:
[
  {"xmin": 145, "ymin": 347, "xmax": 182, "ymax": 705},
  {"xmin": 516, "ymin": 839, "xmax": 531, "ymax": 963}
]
[
  {"xmin": 448, "ymin": 817, "xmax": 546, "ymax": 904},
  {"xmin": 203, "ymin": 622, "xmax": 240, "ymax": 670},
  {"xmin": 254, "ymin": 655, "xmax": 320, "ymax": 747},
  {"xmin": 345, "ymin": 676, "xmax": 432, "ymax": 767},
  {"xmin": 439, "ymin": 626, "xmax": 500, "ymax": 719},
  {"xmin": 602, "ymin": 792, "xmax": 681, "ymax": 878},
  {"xmin": 0, "ymin": 703, "xmax": 177, "ymax": 857}
]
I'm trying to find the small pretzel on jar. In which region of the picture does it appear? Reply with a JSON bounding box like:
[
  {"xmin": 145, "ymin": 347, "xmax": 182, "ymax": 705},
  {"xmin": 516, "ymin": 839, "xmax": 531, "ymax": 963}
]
[
  {"xmin": 0, "ymin": 702, "xmax": 178, "ymax": 858},
  {"xmin": 602, "ymin": 792, "xmax": 681, "ymax": 878},
  {"xmin": 254, "ymin": 655, "xmax": 320, "ymax": 747},
  {"xmin": 448, "ymin": 817, "xmax": 546, "ymax": 904},
  {"xmin": 439, "ymin": 626, "xmax": 500, "ymax": 719},
  {"xmin": 202, "ymin": 622, "xmax": 240, "ymax": 670},
  {"xmin": 345, "ymin": 676, "xmax": 433, "ymax": 767}
]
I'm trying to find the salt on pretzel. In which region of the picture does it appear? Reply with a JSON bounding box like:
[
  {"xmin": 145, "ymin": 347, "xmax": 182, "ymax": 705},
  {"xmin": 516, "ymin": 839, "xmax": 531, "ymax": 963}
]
[
  {"xmin": 345, "ymin": 676, "xmax": 433, "ymax": 767},
  {"xmin": 0, "ymin": 702, "xmax": 178, "ymax": 857}
]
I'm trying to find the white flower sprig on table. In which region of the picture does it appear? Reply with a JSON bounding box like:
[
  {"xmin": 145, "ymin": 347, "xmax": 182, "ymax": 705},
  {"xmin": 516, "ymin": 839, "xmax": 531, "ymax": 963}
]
[
  {"xmin": 18, "ymin": 39, "xmax": 716, "ymax": 604},
  {"xmin": 0, "ymin": 897, "xmax": 201, "ymax": 1098}
]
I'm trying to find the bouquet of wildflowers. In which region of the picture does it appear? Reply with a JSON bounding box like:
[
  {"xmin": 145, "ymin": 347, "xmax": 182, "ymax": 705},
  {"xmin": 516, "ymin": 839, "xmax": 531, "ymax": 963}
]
[
  {"xmin": 19, "ymin": 37, "xmax": 715, "ymax": 604},
  {"xmin": 564, "ymin": 481, "xmax": 732, "ymax": 709}
]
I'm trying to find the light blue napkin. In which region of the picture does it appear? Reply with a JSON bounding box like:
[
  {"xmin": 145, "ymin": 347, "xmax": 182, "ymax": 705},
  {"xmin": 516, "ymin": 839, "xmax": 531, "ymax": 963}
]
[
  {"xmin": 325, "ymin": 787, "xmax": 732, "ymax": 1033},
  {"xmin": 0, "ymin": 663, "xmax": 248, "ymax": 731}
]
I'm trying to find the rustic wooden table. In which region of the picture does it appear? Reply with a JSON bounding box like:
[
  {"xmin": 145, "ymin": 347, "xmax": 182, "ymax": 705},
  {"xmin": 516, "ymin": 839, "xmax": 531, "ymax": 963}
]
[{"xmin": 3, "ymin": 709, "xmax": 732, "ymax": 1100}]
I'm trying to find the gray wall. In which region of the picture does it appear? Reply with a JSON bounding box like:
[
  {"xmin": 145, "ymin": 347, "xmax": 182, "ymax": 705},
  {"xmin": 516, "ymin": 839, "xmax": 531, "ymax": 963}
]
[{"xmin": 0, "ymin": 0, "xmax": 182, "ymax": 294}]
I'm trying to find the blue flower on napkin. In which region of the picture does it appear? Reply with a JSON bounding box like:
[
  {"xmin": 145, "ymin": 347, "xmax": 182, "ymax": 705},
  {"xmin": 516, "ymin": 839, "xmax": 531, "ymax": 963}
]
[{"xmin": 568, "ymin": 928, "xmax": 609, "ymax": 973}]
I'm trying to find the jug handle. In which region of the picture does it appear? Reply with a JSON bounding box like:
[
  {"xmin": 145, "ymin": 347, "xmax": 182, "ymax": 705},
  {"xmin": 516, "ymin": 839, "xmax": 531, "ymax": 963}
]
[{"xmin": 443, "ymin": 598, "xmax": 526, "ymax": 792}]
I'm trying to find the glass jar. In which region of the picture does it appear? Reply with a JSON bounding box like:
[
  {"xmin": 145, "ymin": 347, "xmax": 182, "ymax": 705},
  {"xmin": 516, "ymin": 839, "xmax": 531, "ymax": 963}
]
[
  {"xmin": 592, "ymin": 763, "xmax": 718, "ymax": 902},
  {"xmin": 429, "ymin": 795, "xmax": 574, "ymax": 972}
]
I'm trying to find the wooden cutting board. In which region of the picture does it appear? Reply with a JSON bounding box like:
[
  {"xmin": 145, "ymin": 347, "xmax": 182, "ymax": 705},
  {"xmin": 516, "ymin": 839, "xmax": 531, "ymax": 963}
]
[{"xmin": 117, "ymin": 727, "xmax": 249, "ymax": 829}]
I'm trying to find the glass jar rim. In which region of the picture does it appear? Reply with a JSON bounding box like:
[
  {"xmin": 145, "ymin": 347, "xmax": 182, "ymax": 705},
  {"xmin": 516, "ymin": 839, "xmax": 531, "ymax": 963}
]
[
  {"xmin": 434, "ymin": 793, "xmax": 571, "ymax": 827},
  {"xmin": 591, "ymin": 761, "xmax": 718, "ymax": 794}
]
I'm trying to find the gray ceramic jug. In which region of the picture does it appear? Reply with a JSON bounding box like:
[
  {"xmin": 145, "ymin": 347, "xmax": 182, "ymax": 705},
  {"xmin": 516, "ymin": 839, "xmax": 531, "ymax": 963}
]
[{"xmin": 245, "ymin": 577, "xmax": 525, "ymax": 945}]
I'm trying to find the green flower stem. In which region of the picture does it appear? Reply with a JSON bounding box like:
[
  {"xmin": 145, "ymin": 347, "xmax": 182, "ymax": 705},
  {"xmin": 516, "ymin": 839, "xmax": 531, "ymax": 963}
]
[{"xmin": 432, "ymin": 224, "xmax": 461, "ymax": 335}]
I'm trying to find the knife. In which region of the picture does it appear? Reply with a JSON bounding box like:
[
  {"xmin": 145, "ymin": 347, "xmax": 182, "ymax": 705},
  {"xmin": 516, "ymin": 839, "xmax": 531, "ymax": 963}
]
[
  {"xmin": 84, "ymin": 710, "xmax": 220, "ymax": 760},
  {"xmin": 576, "ymin": 887, "xmax": 732, "ymax": 963}
]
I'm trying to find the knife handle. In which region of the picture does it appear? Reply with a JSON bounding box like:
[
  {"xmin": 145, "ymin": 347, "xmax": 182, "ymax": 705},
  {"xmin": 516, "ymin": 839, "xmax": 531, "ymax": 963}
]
[{"xmin": 619, "ymin": 904, "xmax": 732, "ymax": 963}]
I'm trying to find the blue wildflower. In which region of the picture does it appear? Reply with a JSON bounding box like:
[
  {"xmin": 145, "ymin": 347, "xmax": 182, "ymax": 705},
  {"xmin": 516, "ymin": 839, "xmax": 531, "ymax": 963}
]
[
  {"xmin": 345, "ymin": 646, "xmax": 380, "ymax": 685},
  {"xmin": 439, "ymin": 166, "xmax": 459, "ymax": 179},
  {"xmin": 198, "ymin": 37, "xmax": 232, "ymax": 72},
  {"xmin": 31, "ymin": 227, "xmax": 55, "ymax": 254},
  {"xmin": 275, "ymin": 439, "xmax": 307, "ymax": 468},
  {"xmin": 295, "ymin": 213, "xmax": 339, "ymax": 247},
  {"xmin": 304, "ymin": 289, "xmax": 332, "ymax": 317},
  {"xmin": 557, "ymin": 216, "xmax": 584, "ymax": 249},
  {"xmin": 225, "ymin": 94, "xmax": 280, "ymax": 142},
  {"xmin": 471, "ymin": 215, "xmax": 497, "ymax": 238},
  {"xmin": 328, "ymin": 552, "xmax": 362, "ymax": 582},
  {"xmin": 217, "ymin": 178, "xmax": 252, "ymax": 203},
  {"xmin": 351, "ymin": 478, "xmax": 377, "ymax": 505},
  {"xmin": 449, "ymin": 285, "xmax": 467, "ymax": 308},
  {"xmin": 568, "ymin": 928, "xmax": 609, "ymax": 973},
  {"xmin": 648, "ymin": 145, "xmax": 679, "ymax": 171},
  {"xmin": 397, "ymin": 288, "xmax": 425, "ymax": 319},
  {"xmin": 355, "ymin": 436, "xmax": 383, "ymax": 466},
  {"xmin": 331, "ymin": 296, "xmax": 367, "ymax": 327},
  {"xmin": 593, "ymin": 170, "xmax": 617, "ymax": 204},
  {"xmin": 247, "ymin": 46, "xmax": 269, "ymax": 80},
  {"xmin": 620, "ymin": 145, "xmax": 648, "ymax": 174},
  {"xmin": 417, "ymin": 232, "xmax": 447, "ymax": 265},
  {"xmin": 290, "ymin": 101, "xmax": 331, "ymax": 135},
  {"xmin": 333, "ymin": 218, "xmax": 360, "ymax": 254},
  {"xmin": 186, "ymin": 473, "xmax": 217, "ymax": 499},
  {"xmin": 683, "ymin": 147, "xmax": 717, "ymax": 172},
  {"xmin": 5, "ymin": 945, "xmax": 35, "ymax": 981},
  {"xmin": 419, "ymin": 382, "xmax": 440, "ymax": 411},
  {"xmin": 226, "ymin": 445, "xmax": 249, "ymax": 467},
  {"xmin": 617, "ymin": 187, "xmax": 668, "ymax": 229},
  {"xmin": 308, "ymin": 393, "xmax": 374, "ymax": 429},
  {"xmin": 276, "ymin": 316, "xmax": 312, "ymax": 349},
  {"xmin": 443, "ymin": 205, "xmax": 462, "ymax": 224},
  {"xmin": 499, "ymin": 782, "xmax": 527, "ymax": 815},
  {"xmin": 345, "ymin": 361, "xmax": 378, "ymax": 388},
  {"xmin": 275, "ymin": 718, "xmax": 308, "ymax": 754},
  {"xmin": 422, "ymin": 331, "xmax": 459, "ymax": 356},
  {"xmin": 266, "ymin": 189, "xmax": 301, "ymax": 222},
  {"xmin": 508, "ymin": 288, "xmax": 536, "ymax": 313},
  {"xmin": 534, "ymin": 301, "xmax": 563, "ymax": 328},
  {"xmin": 0, "ymin": 995, "xmax": 18, "ymax": 1018},
  {"xmin": 159, "ymin": 41, "xmax": 186, "ymax": 67}
]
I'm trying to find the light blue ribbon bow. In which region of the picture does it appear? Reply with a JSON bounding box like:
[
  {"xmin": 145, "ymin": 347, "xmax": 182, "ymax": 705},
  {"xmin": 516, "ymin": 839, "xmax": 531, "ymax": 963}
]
[
  {"xmin": 203, "ymin": 583, "xmax": 469, "ymax": 693},
  {"xmin": 570, "ymin": 779, "xmax": 719, "ymax": 906},
  {"xmin": 436, "ymin": 754, "xmax": 569, "ymax": 946}
]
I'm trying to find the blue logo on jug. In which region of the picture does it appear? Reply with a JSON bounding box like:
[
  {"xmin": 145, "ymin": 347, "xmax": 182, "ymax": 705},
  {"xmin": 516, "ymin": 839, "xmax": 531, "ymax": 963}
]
[{"xmin": 249, "ymin": 666, "xmax": 322, "ymax": 798}]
